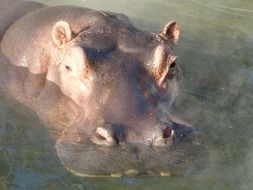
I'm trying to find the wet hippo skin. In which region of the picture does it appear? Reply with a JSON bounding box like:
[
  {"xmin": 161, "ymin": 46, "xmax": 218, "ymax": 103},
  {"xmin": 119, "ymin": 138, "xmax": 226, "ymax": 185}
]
[{"xmin": 0, "ymin": 1, "xmax": 203, "ymax": 176}]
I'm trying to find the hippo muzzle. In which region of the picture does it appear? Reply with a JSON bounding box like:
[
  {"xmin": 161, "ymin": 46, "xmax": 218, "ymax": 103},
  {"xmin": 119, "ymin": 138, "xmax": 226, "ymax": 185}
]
[{"xmin": 55, "ymin": 118, "xmax": 201, "ymax": 177}]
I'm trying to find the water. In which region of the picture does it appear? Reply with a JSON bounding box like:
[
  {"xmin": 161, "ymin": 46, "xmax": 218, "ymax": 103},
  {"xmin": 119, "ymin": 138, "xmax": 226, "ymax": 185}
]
[{"xmin": 1, "ymin": 0, "xmax": 253, "ymax": 189}]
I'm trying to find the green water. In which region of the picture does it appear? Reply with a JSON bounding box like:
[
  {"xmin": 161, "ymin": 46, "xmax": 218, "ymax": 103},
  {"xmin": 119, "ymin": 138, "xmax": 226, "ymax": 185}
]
[{"xmin": 1, "ymin": 0, "xmax": 253, "ymax": 189}]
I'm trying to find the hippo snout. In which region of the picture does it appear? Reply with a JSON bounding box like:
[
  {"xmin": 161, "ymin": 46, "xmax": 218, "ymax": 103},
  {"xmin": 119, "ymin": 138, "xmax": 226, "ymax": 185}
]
[
  {"xmin": 89, "ymin": 121, "xmax": 195, "ymax": 148},
  {"xmin": 55, "ymin": 120, "xmax": 201, "ymax": 177}
]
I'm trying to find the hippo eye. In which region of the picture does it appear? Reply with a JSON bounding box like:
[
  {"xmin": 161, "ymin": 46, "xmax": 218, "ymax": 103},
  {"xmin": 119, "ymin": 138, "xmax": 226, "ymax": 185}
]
[
  {"xmin": 169, "ymin": 61, "xmax": 176, "ymax": 69},
  {"xmin": 65, "ymin": 65, "xmax": 72, "ymax": 71}
]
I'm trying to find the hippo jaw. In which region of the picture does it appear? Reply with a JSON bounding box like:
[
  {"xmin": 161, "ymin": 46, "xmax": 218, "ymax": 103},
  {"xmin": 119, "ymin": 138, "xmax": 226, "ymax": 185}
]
[{"xmin": 54, "ymin": 119, "xmax": 200, "ymax": 177}]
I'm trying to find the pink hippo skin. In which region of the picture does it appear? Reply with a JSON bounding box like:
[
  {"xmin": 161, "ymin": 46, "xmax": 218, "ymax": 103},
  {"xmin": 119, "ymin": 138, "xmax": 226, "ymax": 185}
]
[{"xmin": 0, "ymin": 1, "xmax": 202, "ymax": 176}]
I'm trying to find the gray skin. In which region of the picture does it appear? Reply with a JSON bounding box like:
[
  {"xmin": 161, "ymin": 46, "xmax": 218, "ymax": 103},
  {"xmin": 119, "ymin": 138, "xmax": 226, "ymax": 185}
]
[
  {"xmin": 0, "ymin": 2, "xmax": 203, "ymax": 176},
  {"xmin": 0, "ymin": 0, "xmax": 45, "ymax": 40}
]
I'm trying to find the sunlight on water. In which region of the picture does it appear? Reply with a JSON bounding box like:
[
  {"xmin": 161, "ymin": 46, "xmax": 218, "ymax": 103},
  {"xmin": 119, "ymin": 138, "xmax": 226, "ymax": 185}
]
[{"xmin": 0, "ymin": 0, "xmax": 253, "ymax": 189}]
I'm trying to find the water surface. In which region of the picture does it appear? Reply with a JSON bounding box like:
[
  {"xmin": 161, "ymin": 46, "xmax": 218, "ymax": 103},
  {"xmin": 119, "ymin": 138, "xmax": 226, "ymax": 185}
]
[{"xmin": 1, "ymin": 0, "xmax": 253, "ymax": 189}]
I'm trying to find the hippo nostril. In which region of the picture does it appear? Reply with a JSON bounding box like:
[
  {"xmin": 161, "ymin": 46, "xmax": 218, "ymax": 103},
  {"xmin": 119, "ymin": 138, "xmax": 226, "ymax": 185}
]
[
  {"xmin": 163, "ymin": 127, "xmax": 175, "ymax": 139},
  {"xmin": 96, "ymin": 127, "xmax": 109, "ymax": 139},
  {"xmin": 95, "ymin": 130, "xmax": 106, "ymax": 140},
  {"xmin": 92, "ymin": 127, "xmax": 115, "ymax": 146}
]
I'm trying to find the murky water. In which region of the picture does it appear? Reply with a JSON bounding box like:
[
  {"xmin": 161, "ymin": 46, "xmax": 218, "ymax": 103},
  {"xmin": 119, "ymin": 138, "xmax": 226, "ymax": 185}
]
[{"xmin": 1, "ymin": 0, "xmax": 253, "ymax": 189}]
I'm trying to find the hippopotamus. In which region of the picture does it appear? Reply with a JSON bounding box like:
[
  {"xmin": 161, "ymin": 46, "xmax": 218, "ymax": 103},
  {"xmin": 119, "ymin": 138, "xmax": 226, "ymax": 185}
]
[{"xmin": 0, "ymin": 1, "xmax": 202, "ymax": 177}]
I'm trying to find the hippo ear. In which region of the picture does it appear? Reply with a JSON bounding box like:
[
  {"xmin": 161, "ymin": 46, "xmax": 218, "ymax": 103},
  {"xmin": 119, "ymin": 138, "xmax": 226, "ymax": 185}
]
[
  {"xmin": 52, "ymin": 21, "xmax": 73, "ymax": 48},
  {"xmin": 159, "ymin": 21, "xmax": 180, "ymax": 45}
]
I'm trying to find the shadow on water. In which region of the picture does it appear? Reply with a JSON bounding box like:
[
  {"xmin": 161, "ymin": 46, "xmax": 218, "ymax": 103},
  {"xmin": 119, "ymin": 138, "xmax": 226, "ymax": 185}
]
[
  {"xmin": 0, "ymin": 97, "xmax": 70, "ymax": 189},
  {"xmin": 1, "ymin": 0, "xmax": 253, "ymax": 189},
  {"xmin": 0, "ymin": 61, "xmax": 71, "ymax": 189}
]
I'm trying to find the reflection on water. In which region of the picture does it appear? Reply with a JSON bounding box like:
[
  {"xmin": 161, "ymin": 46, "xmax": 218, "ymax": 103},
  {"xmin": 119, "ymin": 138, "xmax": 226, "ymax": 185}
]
[{"xmin": 1, "ymin": 0, "xmax": 253, "ymax": 189}]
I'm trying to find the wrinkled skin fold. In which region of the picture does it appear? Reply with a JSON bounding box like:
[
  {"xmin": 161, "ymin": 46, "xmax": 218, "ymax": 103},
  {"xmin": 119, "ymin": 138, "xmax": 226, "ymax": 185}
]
[{"xmin": 0, "ymin": 1, "xmax": 205, "ymax": 176}]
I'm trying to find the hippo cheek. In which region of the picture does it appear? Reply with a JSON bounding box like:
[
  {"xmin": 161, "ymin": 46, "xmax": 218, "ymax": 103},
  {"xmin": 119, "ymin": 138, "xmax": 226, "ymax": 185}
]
[
  {"xmin": 46, "ymin": 67, "xmax": 91, "ymax": 106},
  {"xmin": 59, "ymin": 79, "xmax": 89, "ymax": 105}
]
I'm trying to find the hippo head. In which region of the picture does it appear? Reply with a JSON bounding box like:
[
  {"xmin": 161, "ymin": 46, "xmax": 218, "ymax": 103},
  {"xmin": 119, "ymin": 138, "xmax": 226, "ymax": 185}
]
[{"xmin": 42, "ymin": 11, "xmax": 201, "ymax": 176}]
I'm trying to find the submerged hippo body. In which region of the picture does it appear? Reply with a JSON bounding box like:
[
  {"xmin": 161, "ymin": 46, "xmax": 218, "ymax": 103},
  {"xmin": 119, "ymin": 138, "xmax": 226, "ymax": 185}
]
[{"xmin": 0, "ymin": 1, "xmax": 203, "ymax": 176}]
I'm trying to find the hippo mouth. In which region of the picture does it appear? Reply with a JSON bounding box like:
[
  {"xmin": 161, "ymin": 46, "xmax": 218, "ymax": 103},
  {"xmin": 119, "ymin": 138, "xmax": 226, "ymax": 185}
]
[{"xmin": 55, "ymin": 122, "xmax": 204, "ymax": 177}]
